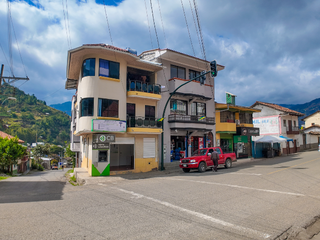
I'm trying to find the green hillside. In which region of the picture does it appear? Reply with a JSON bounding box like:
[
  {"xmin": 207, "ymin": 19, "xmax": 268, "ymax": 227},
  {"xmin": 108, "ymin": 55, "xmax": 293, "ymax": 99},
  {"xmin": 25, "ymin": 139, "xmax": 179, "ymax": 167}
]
[{"xmin": 0, "ymin": 83, "xmax": 70, "ymax": 145}]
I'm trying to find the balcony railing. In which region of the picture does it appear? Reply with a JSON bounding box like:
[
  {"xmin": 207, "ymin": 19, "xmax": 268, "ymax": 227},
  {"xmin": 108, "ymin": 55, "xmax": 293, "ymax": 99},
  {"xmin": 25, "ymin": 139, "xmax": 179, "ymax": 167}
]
[
  {"xmin": 127, "ymin": 116, "xmax": 162, "ymax": 128},
  {"xmin": 287, "ymin": 126, "xmax": 300, "ymax": 134},
  {"xmin": 168, "ymin": 114, "xmax": 215, "ymax": 124},
  {"xmin": 127, "ymin": 80, "xmax": 161, "ymax": 94}
]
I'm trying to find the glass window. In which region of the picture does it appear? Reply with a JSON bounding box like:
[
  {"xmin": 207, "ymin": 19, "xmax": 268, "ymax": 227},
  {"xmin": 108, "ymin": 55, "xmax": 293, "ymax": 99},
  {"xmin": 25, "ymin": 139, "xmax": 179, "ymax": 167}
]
[
  {"xmin": 171, "ymin": 65, "xmax": 186, "ymax": 79},
  {"xmin": 127, "ymin": 103, "xmax": 135, "ymax": 117},
  {"xmin": 80, "ymin": 98, "xmax": 94, "ymax": 117},
  {"xmin": 99, "ymin": 59, "xmax": 120, "ymax": 79},
  {"xmin": 283, "ymin": 120, "xmax": 287, "ymax": 127},
  {"xmin": 145, "ymin": 105, "xmax": 155, "ymax": 118},
  {"xmin": 170, "ymin": 100, "xmax": 187, "ymax": 115},
  {"xmin": 220, "ymin": 111, "xmax": 235, "ymax": 123},
  {"xmin": 189, "ymin": 70, "xmax": 200, "ymax": 81},
  {"xmin": 99, "ymin": 150, "xmax": 108, "ymax": 162},
  {"xmin": 239, "ymin": 112, "xmax": 253, "ymax": 124},
  {"xmin": 98, "ymin": 99, "xmax": 119, "ymax": 117},
  {"xmin": 191, "ymin": 102, "xmax": 206, "ymax": 116},
  {"xmin": 82, "ymin": 59, "xmax": 95, "ymax": 77}
]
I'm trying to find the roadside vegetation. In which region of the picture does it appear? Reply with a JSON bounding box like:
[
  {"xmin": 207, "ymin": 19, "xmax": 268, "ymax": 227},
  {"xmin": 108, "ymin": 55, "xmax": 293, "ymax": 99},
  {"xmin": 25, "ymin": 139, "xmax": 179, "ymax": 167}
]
[{"xmin": 65, "ymin": 169, "xmax": 78, "ymax": 186}]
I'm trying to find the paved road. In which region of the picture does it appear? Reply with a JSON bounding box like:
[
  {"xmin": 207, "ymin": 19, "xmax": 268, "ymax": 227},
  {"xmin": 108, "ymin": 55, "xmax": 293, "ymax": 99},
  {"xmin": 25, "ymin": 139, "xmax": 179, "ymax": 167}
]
[{"xmin": 1, "ymin": 151, "xmax": 320, "ymax": 239}]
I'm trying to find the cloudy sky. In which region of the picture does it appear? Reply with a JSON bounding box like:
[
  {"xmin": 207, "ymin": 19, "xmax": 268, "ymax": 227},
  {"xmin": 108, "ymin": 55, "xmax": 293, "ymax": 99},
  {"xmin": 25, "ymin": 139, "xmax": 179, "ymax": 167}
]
[{"xmin": 0, "ymin": 0, "xmax": 319, "ymax": 106}]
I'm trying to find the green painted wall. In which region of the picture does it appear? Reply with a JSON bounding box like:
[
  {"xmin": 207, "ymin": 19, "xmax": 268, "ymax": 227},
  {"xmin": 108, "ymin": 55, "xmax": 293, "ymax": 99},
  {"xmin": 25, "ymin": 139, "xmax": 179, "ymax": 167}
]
[{"xmin": 91, "ymin": 164, "xmax": 110, "ymax": 177}]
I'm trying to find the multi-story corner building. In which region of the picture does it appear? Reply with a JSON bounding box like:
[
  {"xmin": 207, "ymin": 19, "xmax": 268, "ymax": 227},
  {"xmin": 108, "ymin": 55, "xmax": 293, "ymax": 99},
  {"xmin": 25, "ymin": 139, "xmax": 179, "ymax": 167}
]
[
  {"xmin": 140, "ymin": 49, "xmax": 224, "ymax": 162},
  {"xmin": 65, "ymin": 44, "xmax": 163, "ymax": 176},
  {"xmin": 215, "ymin": 93, "xmax": 261, "ymax": 158},
  {"xmin": 251, "ymin": 101, "xmax": 304, "ymax": 154}
]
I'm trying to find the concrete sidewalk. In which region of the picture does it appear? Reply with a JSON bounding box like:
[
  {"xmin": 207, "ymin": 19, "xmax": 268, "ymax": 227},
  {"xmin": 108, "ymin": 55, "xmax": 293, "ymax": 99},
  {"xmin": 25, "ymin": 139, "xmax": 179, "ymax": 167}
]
[{"xmin": 73, "ymin": 157, "xmax": 266, "ymax": 185}]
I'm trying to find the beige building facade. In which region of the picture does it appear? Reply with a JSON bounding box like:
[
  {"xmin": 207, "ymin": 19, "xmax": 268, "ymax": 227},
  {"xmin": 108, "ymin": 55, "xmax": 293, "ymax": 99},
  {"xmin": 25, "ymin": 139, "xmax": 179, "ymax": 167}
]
[{"xmin": 66, "ymin": 44, "xmax": 163, "ymax": 176}]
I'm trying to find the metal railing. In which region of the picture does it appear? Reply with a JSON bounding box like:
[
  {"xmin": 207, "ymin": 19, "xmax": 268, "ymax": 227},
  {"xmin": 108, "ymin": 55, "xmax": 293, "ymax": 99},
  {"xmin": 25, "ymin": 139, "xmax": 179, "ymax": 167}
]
[
  {"xmin": 127, "ymin": 80, "xmax": 161, "ymax": 94},
  {"xmin": 127, "ymin": 116, "xmax": 162, "ymax": 128},
  {"xmin": 287, "ymin": 126, "xmax": 300, "ymax": 133},
  {"xmin": 168, "ymin": 114, "xmax": 215, "ymax": 124}
]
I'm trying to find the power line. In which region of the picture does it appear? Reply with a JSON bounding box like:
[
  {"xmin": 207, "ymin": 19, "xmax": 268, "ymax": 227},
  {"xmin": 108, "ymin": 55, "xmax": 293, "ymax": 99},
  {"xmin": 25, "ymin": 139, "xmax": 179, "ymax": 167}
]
[
  {"xmin": 149, "ymin": 0, "xmax": 161, "ymax": 50},
  {"xmin": 0, "ymin": 43, "xmax": 10, "ymax": 67},
  {"xmin": 65, "ymin": 0, "xmax": 72, "ymax": 48},
  {"xmin": 103, "ymin": 0, "xmax": 114, "ymax": 46},
  {"xmin": 156, "ymin": 0, "xmax": 167, "ymax": 48},
  {"xmin": 192, "ymin": 0, "xmax": 206, "ymax": 60},
  {"xmin": 180, "ymin": 0, "xmax": 196, "ymax": 57},
  {"xmin": 7, "ymin": 0, "xmax": 13, "ymax": 76},
  {"xmin": 10, "ymin": 11, "xmax": 27, "ymax": 77},
  {"xmin": 188, "ymin": 0, "xmax": 203, "ymax": 58},
  {"xmin": 61, "ymin": 0, "xmax": 71, "ymax": 49},
  {"xmin": 144, "ymin": 0, "xmax": 154, "ymax": 49}
]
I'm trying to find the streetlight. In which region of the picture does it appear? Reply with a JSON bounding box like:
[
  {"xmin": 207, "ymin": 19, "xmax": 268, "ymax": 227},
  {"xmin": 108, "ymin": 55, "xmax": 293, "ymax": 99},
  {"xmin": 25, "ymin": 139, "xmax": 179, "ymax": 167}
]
[{"xmin": 1, "ymin": 97, "xmax": 16, "ymax": 106}]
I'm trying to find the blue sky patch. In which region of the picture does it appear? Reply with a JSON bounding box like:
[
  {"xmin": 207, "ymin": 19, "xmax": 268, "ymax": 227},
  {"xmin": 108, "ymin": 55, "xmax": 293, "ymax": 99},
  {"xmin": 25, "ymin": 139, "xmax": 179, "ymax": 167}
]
[
  {"xmin": 9, "ymin": 0, "xmax": 44, "ymax": 10},
  {"xmin": 95, "ymin": 0, "xmax": 124, "ymax": 6}
]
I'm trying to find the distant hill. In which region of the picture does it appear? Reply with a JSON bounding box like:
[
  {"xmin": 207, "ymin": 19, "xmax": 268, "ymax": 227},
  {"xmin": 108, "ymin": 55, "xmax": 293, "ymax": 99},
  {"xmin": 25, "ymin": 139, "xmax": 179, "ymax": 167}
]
[
  {"xmin": 280, "ymin": 98, "xmax": 320, "ymax": 126},
  {"xmin": 0, "ymin": 83, "xmax": 70, "ymax": 145},
  {"xmin": 50, "ymin": 101, "xmax": 72, "ymax": 116}
]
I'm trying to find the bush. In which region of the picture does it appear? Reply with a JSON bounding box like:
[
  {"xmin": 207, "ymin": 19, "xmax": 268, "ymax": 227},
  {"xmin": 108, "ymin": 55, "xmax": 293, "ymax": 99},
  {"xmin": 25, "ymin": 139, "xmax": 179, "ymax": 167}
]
[
  {"xmin": 70, "ymin": 175, "xmax": 76, "ymax": 182},
  {"xmin": 32, "ymin": 162, "xmax": 38, "ymax": 169},
  {"xmin": 38, "ymin": 165, "xmax": 44, "ymax": 171}
]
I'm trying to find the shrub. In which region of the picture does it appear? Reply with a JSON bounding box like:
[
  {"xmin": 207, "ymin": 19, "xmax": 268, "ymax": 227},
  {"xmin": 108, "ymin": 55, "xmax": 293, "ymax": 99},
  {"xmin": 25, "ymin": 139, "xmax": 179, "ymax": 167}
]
[
  {"xmin": 32, "ymin": 162, "xmax": 38, "ymax": 169},
  {"xmin": 38, "ymin": 165, "xmax": 44, "ymax": 171}
]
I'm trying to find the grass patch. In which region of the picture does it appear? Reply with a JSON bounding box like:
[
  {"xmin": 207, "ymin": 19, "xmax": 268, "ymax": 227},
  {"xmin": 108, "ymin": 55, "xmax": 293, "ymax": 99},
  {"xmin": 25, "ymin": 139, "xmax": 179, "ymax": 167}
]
[
  {"xmin": 65, "ymin": 168, "xmax": 78, "ymax": 186},
  {"xmin": 0, "ymin": 176, "xmax": 10, "ymax": 181}
]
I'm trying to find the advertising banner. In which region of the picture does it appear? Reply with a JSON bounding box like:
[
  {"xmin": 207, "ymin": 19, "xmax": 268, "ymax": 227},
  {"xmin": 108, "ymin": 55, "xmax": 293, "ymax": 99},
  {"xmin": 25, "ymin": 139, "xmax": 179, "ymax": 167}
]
[
  {"xmin": 253, "ymin": 116, "xmax": 279, "ymax": 135},
  {"xmin": 92, "ymin": 119, "xmax": 126, "ymax": 132}
]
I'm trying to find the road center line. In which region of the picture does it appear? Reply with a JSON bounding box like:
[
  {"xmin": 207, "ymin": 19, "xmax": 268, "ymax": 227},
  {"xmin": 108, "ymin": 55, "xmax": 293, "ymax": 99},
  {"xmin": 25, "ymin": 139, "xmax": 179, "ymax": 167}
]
[
  {"xmin": 167, "ymin": 178, "xmax": 305, "ymax": 197},
  {"xmin": 115, "ymin": 187, "xmax": 271, "ymax": 239},
  {"xmin": 230, "ymin": 173, "xmax": 262, "ymax": 176},
  {"xmin": 267, "ymin": 157, "xmax": 320, "ymax": 175}
]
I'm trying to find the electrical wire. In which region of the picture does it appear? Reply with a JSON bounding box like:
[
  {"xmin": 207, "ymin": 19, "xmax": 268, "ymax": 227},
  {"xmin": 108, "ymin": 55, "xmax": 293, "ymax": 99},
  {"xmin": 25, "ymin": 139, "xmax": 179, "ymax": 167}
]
[
  {"xmin": 10, "ymin": 11, "xmax": 28, "ymax": 77},
  {"xmin": 192, "ymin": 0, "xmax": 206, "ymax": 61},
  {"xmin": 188, "ymin": 0, "xmax": 203, "ymax": 58},
  {"xmin": 156, "ymin": 0, "xmax": 167, "ymax": 48},
  {"xmin": 180, "ymin": 0, "xmax": 196, "ymax": 57},
  {"xmin": 7, "ymin": 0, "xmax": 13, "ymax": 76},
  {"xmin": 144, "ymin": 0, "xmax": 154, "ymax": 49},
  {"xmin": 62, "ymin": 0, "xmax": 71, "ymax": 49},
  {"xmin": 65, "ymin": 0, "xmax": 72, "ymax": 48},
  {"xmin": 0, "ymin": 43, "xmax": 10, "ymax": 67},
  {"xmin": 103, "ymin": 0, "xmax": 114, "ymax": 46}
]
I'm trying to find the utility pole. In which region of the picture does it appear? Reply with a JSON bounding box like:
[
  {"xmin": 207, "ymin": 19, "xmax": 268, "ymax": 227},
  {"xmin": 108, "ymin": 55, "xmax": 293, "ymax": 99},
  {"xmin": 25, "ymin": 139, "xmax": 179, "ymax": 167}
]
[{"xmin": 0, "ymin": 64, "xmax": 29, "ymax": 90}]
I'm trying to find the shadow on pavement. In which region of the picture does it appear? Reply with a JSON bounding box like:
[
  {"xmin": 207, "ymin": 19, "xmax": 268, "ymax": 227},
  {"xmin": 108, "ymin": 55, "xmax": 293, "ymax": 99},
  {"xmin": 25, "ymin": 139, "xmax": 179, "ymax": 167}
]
[{"xmin": 0, "ymin": 180, "xmax": 65, "ymax": 203}]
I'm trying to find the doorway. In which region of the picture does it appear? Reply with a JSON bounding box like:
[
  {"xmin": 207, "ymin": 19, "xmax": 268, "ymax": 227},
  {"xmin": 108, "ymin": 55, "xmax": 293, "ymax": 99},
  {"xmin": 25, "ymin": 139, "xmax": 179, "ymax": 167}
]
[{"xmin": 110, "ymin": 144, "xmax": 134, "ymax": 171}]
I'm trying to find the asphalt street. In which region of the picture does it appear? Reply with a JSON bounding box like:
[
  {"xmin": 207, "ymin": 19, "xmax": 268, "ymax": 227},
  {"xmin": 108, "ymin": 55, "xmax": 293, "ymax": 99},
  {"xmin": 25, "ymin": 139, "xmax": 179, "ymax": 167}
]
[{"xmin": 1, "ymin": 151, "xmax": 320, "ymax": 239}]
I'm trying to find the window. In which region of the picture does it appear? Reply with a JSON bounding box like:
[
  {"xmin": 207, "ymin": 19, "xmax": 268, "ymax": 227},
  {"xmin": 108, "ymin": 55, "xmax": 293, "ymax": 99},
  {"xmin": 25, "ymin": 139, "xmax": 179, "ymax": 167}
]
[
  {"xmin": 191, "ymin": 102, "xmax": 206, "ymax": 116},
  {"xmin": 99, "ymin": 59, "xmax": 120, "ymax": 79},
  {"xmin": 82, "ymin": 58, "xmax": 95, "ymax": 77},
  {"xmin": 189, "ymin": 70, "xmax": 200, "ymax": 81},
  {"xmin": 127, "ymin": 103, "xmax": 135, "ymax": 117},
  {"xmin": 171, "ymin": 65, "xmax": 186, "ymax": 79},
  {"xmin": 145, "ymin": 105, "xmax": 155, "ymax": 118},
  {"xmin": 98, "ymin": 99, "xmax": 119, "ymax": 117},
  {"xmin": 170, "ymin": 100, "xmax": 187, "ymax": 115},
  {"xmin": 99, "ymin": 150, "xmax": 108, "ymax": 162},
  {"xmin": 80, "ymin": 98, "xmax": 94, "ymax": 117},
  {"xmin": 220, "ymin": 111, "xmax": 235, "ymax": 123},
  {"xmin": 239, "ymin": 112, "xmax": 253, "ymax": 124},
  {"xmin": 294, "ymin": 121, "xmax": 296, "ymax": 126},
  {"xmin": 283, "ymin": 120, "xmax": 287, "ymax": 127}
]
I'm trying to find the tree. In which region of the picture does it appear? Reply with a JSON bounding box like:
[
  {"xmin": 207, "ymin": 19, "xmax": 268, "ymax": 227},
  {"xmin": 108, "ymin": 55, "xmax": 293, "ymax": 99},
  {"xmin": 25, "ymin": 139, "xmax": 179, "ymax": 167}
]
[
  {"xmin": 32, "ymin": 143, "xmax": 51, "ymax": 166},
  {"xmin": 65, "ymin": 141, "xmax": 75, "ymax": 168},
  {"xmin": 0, "ymin": 137, "xmax": 27, "ymax": 174}
]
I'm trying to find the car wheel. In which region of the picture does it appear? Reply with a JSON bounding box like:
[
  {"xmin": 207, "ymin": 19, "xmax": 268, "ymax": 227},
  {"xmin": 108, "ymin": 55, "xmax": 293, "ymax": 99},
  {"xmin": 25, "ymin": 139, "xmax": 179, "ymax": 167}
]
[
  {"xmin": 198, "ymin": 162, "xmax": 206, "ymax": 173},
  {"xmin": 225, "ymin": 158, "xmax": 232, "ymax": 169},
  {"xmin": 182, "ymin": 168, "xmax": 190, "ymax": 173}
]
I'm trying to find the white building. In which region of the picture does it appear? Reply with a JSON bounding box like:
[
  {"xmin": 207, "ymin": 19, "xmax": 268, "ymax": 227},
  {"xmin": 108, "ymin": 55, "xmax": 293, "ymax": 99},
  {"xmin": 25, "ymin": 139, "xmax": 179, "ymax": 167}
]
[{"xmin": 251, "ymin": 101, "xmax": 304, "ymax": 154}]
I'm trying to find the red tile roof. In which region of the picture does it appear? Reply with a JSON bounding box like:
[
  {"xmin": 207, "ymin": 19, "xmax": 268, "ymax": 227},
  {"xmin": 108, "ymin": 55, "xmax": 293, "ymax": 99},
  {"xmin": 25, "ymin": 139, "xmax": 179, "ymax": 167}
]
[
  {"xmin": 251, "ymin": 101, "xmax": 304, "ymax": 116},
  {"xmin": 0, "ymin": 131, "xmax": 24, "ymax": 143},
  {"xmin": 303, "ymin": 124, "xmax": 320, "ymax": 130},
  {"xmin": 82, "ymin": 44, "xmax": 131, "ymax": 54}
]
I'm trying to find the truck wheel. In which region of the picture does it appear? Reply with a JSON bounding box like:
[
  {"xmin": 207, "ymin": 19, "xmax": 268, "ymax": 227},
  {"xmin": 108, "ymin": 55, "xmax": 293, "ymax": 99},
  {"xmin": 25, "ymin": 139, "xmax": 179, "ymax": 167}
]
[
  {"xmin": 182, "ymin": 168, "xmax": 190, "ymax": 173},
  {"xmin": 198, "ymin": 162, "xmax": 206, "ymax": 172},
  {"xmin": 225, "ymin": 158, "xmax": 232, "ymax": 169}
]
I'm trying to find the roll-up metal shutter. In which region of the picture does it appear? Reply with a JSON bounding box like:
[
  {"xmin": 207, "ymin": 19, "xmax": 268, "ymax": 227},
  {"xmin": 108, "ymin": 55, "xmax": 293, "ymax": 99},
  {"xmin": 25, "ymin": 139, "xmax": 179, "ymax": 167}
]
[{"xmin": 143, "ymin": 138, "xmax": 155, "ymax": 158}]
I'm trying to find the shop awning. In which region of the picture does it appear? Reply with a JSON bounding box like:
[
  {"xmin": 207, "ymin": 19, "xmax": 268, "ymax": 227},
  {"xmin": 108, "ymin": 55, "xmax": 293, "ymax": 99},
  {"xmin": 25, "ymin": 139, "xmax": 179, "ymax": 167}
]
[{"xmin": 280, "ymin": 136, "xmax": 293, "ymax": 142}]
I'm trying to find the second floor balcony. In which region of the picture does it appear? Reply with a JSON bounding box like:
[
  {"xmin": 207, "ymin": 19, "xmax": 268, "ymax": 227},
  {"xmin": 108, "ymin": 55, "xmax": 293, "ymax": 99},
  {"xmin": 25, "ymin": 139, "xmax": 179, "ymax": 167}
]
[
  {"xmin": 127, "ymin": 80, "xmax": 161, "ymax": 100},
  {"xmin": 126, "ymin": 116, "xmax": 162, "ymax": 134},
  {"xmin": 286, "ymin": 126, "xmax": 300, "ymax": 134}
]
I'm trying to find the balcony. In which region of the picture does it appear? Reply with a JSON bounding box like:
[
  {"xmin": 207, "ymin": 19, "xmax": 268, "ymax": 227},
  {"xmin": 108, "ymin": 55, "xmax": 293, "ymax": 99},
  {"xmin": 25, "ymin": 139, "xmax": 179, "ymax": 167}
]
[
  {"xmin": 127, "ymin": 80, "xmax": 161, "ymax": 100},
  {"xmin": 168, "ymin": 78, "xmax": 212, "ymax": 100},
  {"xmin": 287, "ymin": 126, "xmax": 300, "ymax": 134},
  {"xmin": 168, "ymin": 114, "xmax": 215, "ymax": 131},
  {"xmin": 127, "ymin": 116, "xmax": 162, "ymax": 134}
]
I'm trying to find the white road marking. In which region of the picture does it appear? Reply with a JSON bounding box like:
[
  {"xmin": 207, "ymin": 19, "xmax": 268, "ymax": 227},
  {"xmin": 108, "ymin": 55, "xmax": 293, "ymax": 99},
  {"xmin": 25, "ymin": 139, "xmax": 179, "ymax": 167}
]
[
  {"xmin": 115, "ymin": 187, "xmax": 271, "ymax": 239},
  {"xmin": 230, "ymin": 173, "xmax": 262, "ymax": 176},
  {"xmin": 167, "ymin": 178, "xmax": 305, "ymax": 197}
]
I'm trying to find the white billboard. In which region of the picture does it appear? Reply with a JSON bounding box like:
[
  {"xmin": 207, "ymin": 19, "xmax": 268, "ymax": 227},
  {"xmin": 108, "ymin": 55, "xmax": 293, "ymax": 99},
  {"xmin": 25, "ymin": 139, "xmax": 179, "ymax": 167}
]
[
  {"xmin": 252, "ymin": 115, "xmax": 279, "ymax": 135},
  {"xmin": 92, "ymin": 120, "xmax": 126, "ymax": 132}
]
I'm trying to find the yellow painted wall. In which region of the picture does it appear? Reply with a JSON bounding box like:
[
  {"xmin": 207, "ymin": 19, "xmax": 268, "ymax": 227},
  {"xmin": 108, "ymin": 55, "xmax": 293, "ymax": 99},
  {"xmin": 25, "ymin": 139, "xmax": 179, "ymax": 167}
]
[
  {"xmin": 305, "ymin": 112, "xmax": 320, "ymax": 128},
  {"xmin": 127, "ymin": 98, "xmax": 157, "ymax": 117},
  {"xmin": 81, "ymin": 156, "xmax": 88, "ymax": 170},
  {"xmin": 216, "ymin": 122, "xmax": 236, "ymax": 132}
]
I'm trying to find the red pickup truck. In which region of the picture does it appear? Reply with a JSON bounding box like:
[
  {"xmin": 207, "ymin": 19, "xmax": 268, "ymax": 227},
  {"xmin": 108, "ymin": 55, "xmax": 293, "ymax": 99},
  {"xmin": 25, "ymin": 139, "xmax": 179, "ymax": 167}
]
[{"xmin": 179, "ymin": 147, "xmax": 237, "ymax": 173}]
